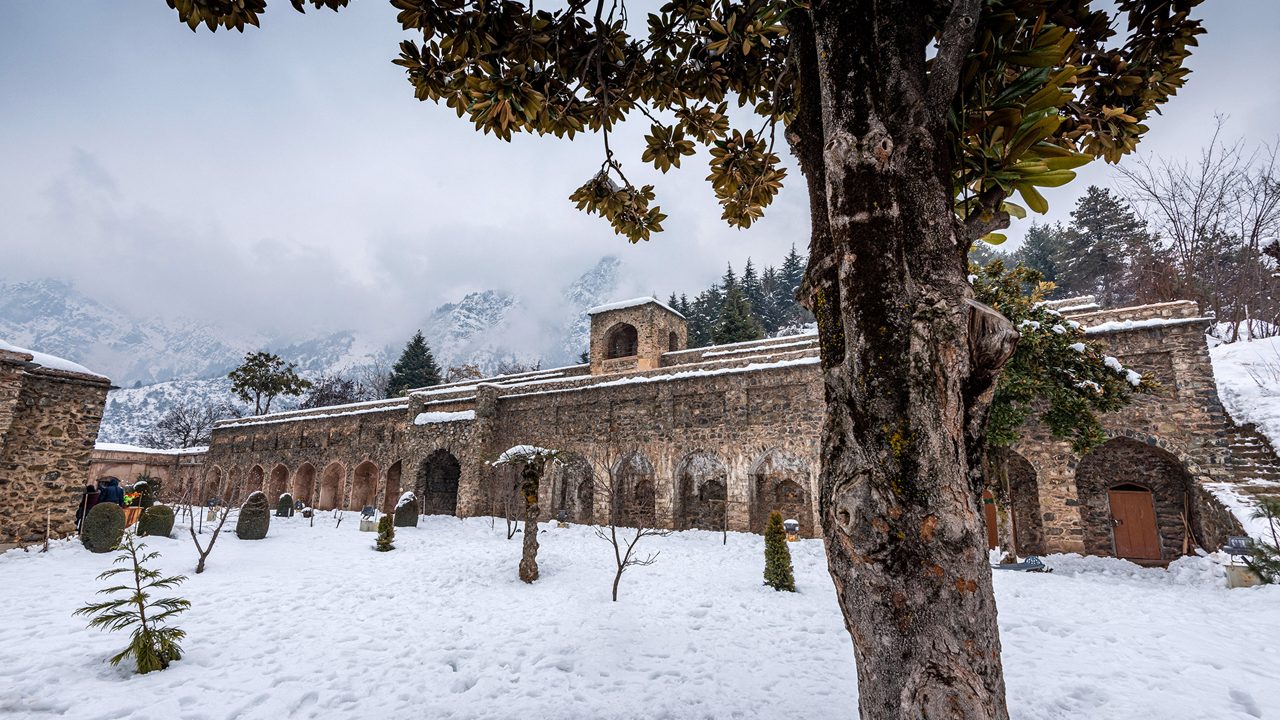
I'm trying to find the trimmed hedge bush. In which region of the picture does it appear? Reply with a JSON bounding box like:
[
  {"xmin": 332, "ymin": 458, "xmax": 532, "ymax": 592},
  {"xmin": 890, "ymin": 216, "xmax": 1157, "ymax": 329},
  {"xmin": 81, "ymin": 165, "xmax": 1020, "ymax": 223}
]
[
  {"xmin": 137, "ymin": 505, "xmax": 176, "ymax": 538},
  {"xmin": 236, "ymin": 491, "xmax": 271, "ymax": 540},
  {"xmin": 82, "ymin": 502, "xmax": 126, "ymax": 553},
  {"xmin": 375, "ymin": 515, "xmax": 396, "ymax": 551},
  {"xmin": 393, "ymin": 492, "xmax": 419, "ymax": 528}
]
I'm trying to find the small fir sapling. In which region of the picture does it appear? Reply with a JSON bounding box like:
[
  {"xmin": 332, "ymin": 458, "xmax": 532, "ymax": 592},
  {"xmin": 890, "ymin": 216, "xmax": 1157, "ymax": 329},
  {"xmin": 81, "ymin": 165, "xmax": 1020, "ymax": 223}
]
[
  {"xmin": 763, "ymin": 511, "xmax": 796, "ymax": 592},
  {"xmin": 235, "ymin": 491, "xmax": 271, "ymax": 540},
  {"xmin": 74, "ymin": 532, "xmax": 190, "ymax": 674},
  {"xmin": 375, "ymin": 515, "xmax": 396, "ymax": 552},
  {"xmin": 394, "ymin": 492, "xmax": 419, "ymax": 527},
  {"xmin": 137, "ymin": 505, "xmax": 175, "ymax": 538},
  {"xmin": 81, "ymin": 502, "xmax": 126, "ymax": 553},
  {"xmin": 1246, "ymin": 496, "xmax": 1280, "ymax": 584}
]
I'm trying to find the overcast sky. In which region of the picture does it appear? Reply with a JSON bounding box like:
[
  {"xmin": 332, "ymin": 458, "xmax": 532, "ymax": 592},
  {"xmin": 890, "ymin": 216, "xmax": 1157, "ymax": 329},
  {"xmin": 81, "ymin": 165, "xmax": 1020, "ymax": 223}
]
[{"xmin": 2, "ymin": 1, "xmax": 1276, "ymax": 342}]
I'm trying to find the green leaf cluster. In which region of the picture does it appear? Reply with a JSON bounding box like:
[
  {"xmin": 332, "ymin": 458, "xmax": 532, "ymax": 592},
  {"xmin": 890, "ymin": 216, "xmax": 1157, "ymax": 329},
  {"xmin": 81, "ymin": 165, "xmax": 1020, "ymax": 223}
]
[
  {"xmin": 228, "ymin": 351, "xmax": 313, "ymax": 416},
  {"xmin": 972, "ymin": 260, "xmax": 1157, "ymax": 452},
  {"xmin": 73, "ymin": 532, "xmax": 190, "ymax": 674}
]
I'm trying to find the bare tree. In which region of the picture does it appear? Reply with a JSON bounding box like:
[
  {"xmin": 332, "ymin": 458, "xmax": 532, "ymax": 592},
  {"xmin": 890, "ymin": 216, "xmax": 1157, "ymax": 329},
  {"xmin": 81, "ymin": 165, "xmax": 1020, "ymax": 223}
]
[
  {"xmin": 189, "ymin": 501, "xmax": 234, "ymax": 574},
  {"xmin": 1121, "ymin": 120, "xmax": 1280, "ymax": 339},
  {"xmin": 354, "ymin": 358, "xmax": 393, "ymax": 401},
  {"xmin": 140, "ymin": 400, "xmax": 238, "ymax": 449},
  {"xmin": 445, "ymin": 364, "xmax": 484, "ymax": 383},
  {"xmin": 586, "ymin": 447, "xmax": 671, "ymax": 602},
  {"xmin": 300, "ymin": 371, "xmax": 378, "ymax": 409}
]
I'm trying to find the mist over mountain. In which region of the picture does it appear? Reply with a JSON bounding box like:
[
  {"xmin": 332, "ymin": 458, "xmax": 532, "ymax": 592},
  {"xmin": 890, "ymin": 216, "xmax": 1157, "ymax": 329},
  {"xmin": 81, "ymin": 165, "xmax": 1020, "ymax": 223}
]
[{"xmin": 0, "ymin": 256, "xmax": 622, "ymax": 443}]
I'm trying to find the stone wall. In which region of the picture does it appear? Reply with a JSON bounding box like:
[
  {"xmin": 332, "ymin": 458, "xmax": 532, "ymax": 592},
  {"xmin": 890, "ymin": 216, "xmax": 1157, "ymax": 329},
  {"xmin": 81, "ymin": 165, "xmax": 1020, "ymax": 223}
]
[
  {"xmin": 0, "ymin": 347, "xmax": 111, "ymax": 544},
  {"xmin": 182, "ymin": 298, "xmax": 1251, "ymax": 559},
  {"xmin": 89, "ymin": 446, "xmax": 206, "ymax": 502}
]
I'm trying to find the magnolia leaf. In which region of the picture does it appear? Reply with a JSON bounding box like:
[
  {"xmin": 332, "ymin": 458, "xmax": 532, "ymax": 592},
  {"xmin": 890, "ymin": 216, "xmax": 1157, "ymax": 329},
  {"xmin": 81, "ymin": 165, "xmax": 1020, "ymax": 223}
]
[{"xmin": 983, "ymin": 232, "xmax": 1009, "ymax": 245}]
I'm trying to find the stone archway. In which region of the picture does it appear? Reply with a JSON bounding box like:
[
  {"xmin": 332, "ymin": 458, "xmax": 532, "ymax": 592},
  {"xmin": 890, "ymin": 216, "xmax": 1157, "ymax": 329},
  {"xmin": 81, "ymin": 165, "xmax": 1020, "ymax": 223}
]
[
  {"xmin": 1075, "ymin": 437, "xmax": 1195, "ymax": 561},
  {"xmin": 675, "ymin": 451, "xmax": 728, "ymax": 531},
  {"xmin": 417, "ymin": 449, "xmax": 461, "ymax": 516},
  {"xmin": 1007, "ymin": 451, "xmax": 1044, "ymax": 555},
  {"xmin": 240, "ymin": 465, "xmax": 264, "ymax": 506},
  {"xmin": 318, "ymin": 462, "xmax": 345, "ymax": 510},
  {"xmin": 605, "ymin": 323, "xmax": 639, "ymax": 359},
  {"xmin": 750, "ymin": 449, "xmax": 812, "ymax": 535},
  {"xmin": 206, "ymin": 465, "xmax": 227, "ymax": 504},
  {"xmin": 350, "ymin": 460, "xmax": 379, "ymax": 511},
  {"xmin": 292, "ymin": 463, "xmax": 316, "ymax": 506},
  {"xmin": 268, "ymin": 464, "xmax": 289, "ymax": 503},
  {"xmin": 381, "ymin": 461, "xmax": 403, "ymax": 514},
  {"xmin": 614, "ymin": 452, "xmax": 656, "ymax": 527},
  {"xmin": 551, "ymin": 452, "xmax": 594, "ymax": 524}
]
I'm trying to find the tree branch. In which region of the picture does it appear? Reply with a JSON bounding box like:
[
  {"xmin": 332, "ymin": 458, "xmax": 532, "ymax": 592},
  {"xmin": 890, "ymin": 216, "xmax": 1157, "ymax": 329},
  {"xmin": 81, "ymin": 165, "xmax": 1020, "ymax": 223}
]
[{"xmin": 927, "ymin": 0, "xmax": 981, "ymax": 118}]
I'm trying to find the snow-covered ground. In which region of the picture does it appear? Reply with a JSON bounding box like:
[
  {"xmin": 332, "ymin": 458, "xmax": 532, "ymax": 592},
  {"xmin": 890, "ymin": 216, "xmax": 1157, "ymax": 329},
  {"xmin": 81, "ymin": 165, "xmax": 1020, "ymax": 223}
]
[
  {"xmin": 1, "ymin": 517, "xmax": 1276, "ymax": 720},
  {"xmin": 1213, "ymin": 335, "xmax": 1280, "ymax": 450}
]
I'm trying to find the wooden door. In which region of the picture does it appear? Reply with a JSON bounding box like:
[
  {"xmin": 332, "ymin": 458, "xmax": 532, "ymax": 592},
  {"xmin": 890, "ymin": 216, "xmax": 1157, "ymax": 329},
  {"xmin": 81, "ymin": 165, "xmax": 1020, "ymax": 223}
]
[
  {"xmin": 1109, "ymin": 485, "xmax": 1162, "ymax": 560},
  {"xmin": 982, "ymin": 489, "xmax": 999, "ymax": 550}
]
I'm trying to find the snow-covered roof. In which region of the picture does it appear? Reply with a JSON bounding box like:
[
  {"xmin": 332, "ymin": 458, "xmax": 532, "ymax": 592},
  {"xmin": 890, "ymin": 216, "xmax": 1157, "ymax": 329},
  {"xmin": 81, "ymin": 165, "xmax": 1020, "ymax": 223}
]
[
  {"xmin": 413, "ymin": 410, "xmax": 476, "ymax": 425},
  {"xmin": 0, "ymin": 338, "xmax": 108, "ymax": 380},
  {"xmin": 94, "ymin": 442, "xmax": 208, "ymax": 456},
  {"xmin": 585, "ymin": 296, "xmax": 685, "ymax": 319},
  {"xmin": 505, "ymin": 356, "xmax": 820, "ymax": 400}
]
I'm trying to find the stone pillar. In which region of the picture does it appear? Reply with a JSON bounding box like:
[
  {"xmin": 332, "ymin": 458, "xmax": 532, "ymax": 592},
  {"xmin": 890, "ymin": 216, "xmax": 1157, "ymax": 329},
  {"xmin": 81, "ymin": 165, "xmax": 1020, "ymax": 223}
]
[
  {"xmin": 725, "ymin": 451, "xmax": 751, "ymax": 533},
  {"xmin": 459, "ymin": 384, "xmax": 501, "ymax": 518},
  {"xmin": 654, "ymin": 445, "xmax": 677, "ymax": 530},
  {"xmin": 1025, "ymin": 441, "xmax": 1085, "ymax": 554}
]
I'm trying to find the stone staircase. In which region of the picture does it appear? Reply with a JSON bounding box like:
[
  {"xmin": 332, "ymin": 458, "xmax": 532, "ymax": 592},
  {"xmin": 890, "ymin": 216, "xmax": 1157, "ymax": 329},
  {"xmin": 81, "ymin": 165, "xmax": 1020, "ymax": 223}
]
[{"xmin": 1224, "ymin": 422, "xmax": 1280, "ymax": 499}]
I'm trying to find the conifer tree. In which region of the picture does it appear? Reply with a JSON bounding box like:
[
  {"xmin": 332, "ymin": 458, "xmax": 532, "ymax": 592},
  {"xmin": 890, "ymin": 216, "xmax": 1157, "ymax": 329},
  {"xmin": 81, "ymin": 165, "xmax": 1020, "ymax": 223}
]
[
  {"xmin": 775, "ymin": 245, "xmax": 810, "ymax": 327},
  {"xmin": 74, "ymin": 533, "xmax": 190, "ymax": 674},
  {"xmin": 741, "ymin": 259, "xmax": 768, "ymax": 317},
  {"xmin": 763, "ymin": 511, "xmax": 796, "ymax": 592},
  {"xmin": 714, "ymin": 281, "xmax": 765, "ymax": 344},
  {"xmin": 1054, "ymin": 187, "xmax": 1148, "ymax": 306},
  {"xmin": 758, "ymin": 266, "xmax": 786, "ymax": 333},
  {"xmin": 1016, "ymin": 223, "xmax": 1067, "ymax": 286},
  {"xmin": 386, "ymin": 330, "xmax": 442, "ymax": 397},
  {"xmin": 375, "ymin": 514, "xmax": 396, "ymax": 552}
]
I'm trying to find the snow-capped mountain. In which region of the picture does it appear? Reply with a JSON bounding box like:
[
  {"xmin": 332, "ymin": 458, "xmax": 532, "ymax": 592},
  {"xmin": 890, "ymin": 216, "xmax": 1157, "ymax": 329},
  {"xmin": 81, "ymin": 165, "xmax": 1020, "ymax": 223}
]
[{"xmin": 2, "ymin": 256, "xmax": 622, "ymax": 444}]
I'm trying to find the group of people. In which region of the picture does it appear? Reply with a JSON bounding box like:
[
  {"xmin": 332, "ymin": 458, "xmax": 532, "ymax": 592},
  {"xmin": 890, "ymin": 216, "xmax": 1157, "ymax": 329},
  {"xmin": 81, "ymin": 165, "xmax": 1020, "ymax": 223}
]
[{"xmin": 74, "ymin": 477, "xmax": 125, "ymax": 530}]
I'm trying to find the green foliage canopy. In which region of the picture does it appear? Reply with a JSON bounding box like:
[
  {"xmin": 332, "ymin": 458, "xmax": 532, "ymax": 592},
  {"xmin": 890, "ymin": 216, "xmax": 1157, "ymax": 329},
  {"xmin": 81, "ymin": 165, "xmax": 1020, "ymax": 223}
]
[
  {"xmin": 972, "ymin": 260, "xmax": 1156, "ymax": 451},
  {"xmin": 228, "ymin": 351, "xmax": 312, "ymax": 416}
]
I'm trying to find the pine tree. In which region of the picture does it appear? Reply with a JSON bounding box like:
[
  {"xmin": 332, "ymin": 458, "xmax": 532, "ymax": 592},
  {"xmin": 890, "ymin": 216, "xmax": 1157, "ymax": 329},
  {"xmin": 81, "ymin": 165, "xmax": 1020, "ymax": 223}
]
[
  {"xmin": 74, "ymin": 532, "xmax": 190, "ymax": 674},
  {"xmin": 386, "ymin": 330, "xmax": 442, "ymax": 397},
  {"xmin": 775, "ymin": 244, "xmax": 811, "ymax": 327},
  {"xmin": 375, "ymin": 514, "xmax": 396, "ymax": 552},
  {"xmin": 714, "ymin": 281, "xmax": 765, "ymax": 344},
  {"xmin": 741, "ymin": 258, "xmax": 768, "ymax": 317},
  {"xmin": 758, "ymin": 266, "xmax": 786, "ymax": 333},
  {"xmin": 763, "ymin": 511, "xmax": 796, "ymax": 592},
  {"xmin": 1016, "ymin": 223, "xmax": 1066, "ymax": 285},
  {"xmin": 1054, "ymin": 187, "xmax": 1147, "ymax": 307}
]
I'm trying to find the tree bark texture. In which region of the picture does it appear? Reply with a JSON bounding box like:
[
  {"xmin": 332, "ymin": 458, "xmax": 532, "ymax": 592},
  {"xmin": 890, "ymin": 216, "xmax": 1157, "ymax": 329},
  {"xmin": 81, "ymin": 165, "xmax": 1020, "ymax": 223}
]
[
  {"xmin": 518, "ymin": 462, "xmax": 541, "ymax": 583},
  {"xmin": 793, "ymin": 3, "xmax": 1015, "ymax": 718}
]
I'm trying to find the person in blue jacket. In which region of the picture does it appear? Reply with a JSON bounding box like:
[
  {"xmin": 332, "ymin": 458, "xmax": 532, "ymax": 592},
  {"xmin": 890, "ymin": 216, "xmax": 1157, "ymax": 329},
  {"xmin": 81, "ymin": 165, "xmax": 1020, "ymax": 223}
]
[{"xmin": 97, "ymin": 477, "xmax": 125, "ymax": 507}]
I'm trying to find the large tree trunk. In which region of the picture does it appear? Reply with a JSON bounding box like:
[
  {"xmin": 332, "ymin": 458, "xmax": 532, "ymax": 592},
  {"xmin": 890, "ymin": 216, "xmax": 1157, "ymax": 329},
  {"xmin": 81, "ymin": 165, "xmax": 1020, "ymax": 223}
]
[{"xmin": 791, "ymin": 4, "xmax": 1016, "ymax": 718}]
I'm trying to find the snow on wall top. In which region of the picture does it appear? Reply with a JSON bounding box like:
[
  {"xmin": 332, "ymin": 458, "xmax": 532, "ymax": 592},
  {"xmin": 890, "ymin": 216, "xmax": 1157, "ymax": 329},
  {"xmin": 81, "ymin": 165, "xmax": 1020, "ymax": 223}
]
[
  {"xmin": 215, "ymin": 396, "xmax": 409, "ymax": 428},
  {"xmin": 0, "ymin": 338, "xmax": 108, "ymax": 380},
  {"xmin": 1083, "ymin": 316, "xmax": 1213, "ymax": 335},
  {"xmin": 491, "ymin": 445, "xmax": 558, "ymax": 465},
  {"xmin": 585, "ymin": 296, "xmax": 685, "ymax": 319},
  {"xmin": 414, "ymin": 410, "xmax": 476, "ymax": 425},
  {"xmin": 94, "ymin": 442, "xmax": 208, "ymax": 456}
]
